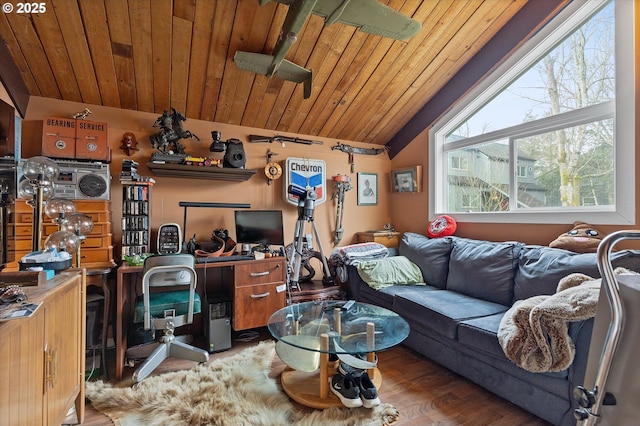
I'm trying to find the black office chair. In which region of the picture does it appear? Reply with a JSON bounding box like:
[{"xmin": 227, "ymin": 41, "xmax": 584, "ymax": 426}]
[{"xmin": 129, "ymin": 253, "xmax": 209, "ymax": 383}]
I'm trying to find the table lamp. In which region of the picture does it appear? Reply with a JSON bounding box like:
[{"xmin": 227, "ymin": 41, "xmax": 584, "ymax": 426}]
[
  {"xmin": 44, "ymin": 230, "xmax": 80, "ymax": 258},
  {"xmin": 61, "ymin": 212, "xmax": 94, "ymax": 267},
  {"xmin": 19, "ymin": 156, "xmax": 59, "ymax": 251},
  {"xmin": 45, "ymin": 198, "xmax": 77, "ymax": 230}
]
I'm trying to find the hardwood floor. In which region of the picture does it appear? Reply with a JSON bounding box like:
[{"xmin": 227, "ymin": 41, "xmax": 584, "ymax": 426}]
[{"xmin": 76, "ymin": 328, "xmax": 551, "ymax": 426}]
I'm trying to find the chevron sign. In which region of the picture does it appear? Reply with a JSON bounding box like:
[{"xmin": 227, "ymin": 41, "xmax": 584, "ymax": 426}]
[{"xmin": 283, "ymin": 157, "xmax": 326, "ymax": 206}]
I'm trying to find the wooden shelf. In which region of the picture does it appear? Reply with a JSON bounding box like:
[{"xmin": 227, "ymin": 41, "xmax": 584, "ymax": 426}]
[{"xmin": 147, "ymin": 162, "xmax": 257, "ymax": 181}]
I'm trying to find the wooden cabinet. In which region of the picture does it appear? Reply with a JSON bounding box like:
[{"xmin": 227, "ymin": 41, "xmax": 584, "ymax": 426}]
[
  {"xmin": 356, "ymin": 231, "xmax": 401, "ymax": 249},
  {"xmin": 231, "ymin": 257, "xmax": 286, "ymax": 331},
  {"xmin": 42, "ymin": 116, "xmax": 110, "ymax": 161},
  {"xmin": 7, "ymin": 199, "xmax": 114, "ymax": 270},
  {"xmin": 0, "ymin": 269, "xmax": 86, "ymax": 425}
]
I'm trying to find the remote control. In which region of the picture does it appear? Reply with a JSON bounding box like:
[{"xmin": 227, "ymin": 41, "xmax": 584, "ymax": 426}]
[{"xmin": 341, "ymin": 300, "xmax": 356, "ymax": 311}]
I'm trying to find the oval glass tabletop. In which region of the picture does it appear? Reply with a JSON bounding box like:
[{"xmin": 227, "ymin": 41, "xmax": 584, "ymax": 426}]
[{"xmin": 268, "ymin": 300, "xmax": 409, "ymax": 356}]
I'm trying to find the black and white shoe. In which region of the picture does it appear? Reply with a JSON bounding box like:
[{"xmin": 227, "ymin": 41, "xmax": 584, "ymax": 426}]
[
  {"xmin": 338, "ymin": 360, "xmax": 380, "ymax": 408},
  {"xmin": 353, "ymin": 371, "xmax": 380, "ymax": 408},
  {"xmin": 330, "ymin": 371, "xmax": 363, "ymax": 408}
]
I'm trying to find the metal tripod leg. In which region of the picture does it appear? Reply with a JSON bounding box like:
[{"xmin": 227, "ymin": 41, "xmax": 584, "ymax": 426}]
[
  {"xmin": 310, "ymin": 220, "xmax": 332, "ymax": 285},
  {"xmin": 287, "ymin": 218, "xmax": 333, "ymax": 298},
  {"xmin": 288, "ymin": 218, "xmax": 307, "ymax": 292}
]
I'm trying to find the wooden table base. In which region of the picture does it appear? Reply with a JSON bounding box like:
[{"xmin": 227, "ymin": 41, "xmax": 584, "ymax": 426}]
[{"xmin": 281, "ymin": 364, "xmax": 382, "ymax": 409}]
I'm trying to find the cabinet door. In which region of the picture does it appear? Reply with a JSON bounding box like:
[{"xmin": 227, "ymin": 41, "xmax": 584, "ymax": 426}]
[
  {"xmin": 233, "ymin": 282, "xmax": 286, "ymax": 330},
  {"xmin": 0, "ymin": 311, "xmax": 45, "ymax": 425},
  {"xmin": 44, "ymin": 276, "xmax": 83, "ymax": 425},
  {"xmin": 233, "ymin": 258, "xmax": 286, "ymax": 330}
]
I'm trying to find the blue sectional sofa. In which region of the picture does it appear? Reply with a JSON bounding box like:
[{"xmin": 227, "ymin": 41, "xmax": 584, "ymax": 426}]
[{"xmin": 344, "ymin": 232, "xmax": 640, "ymax": 426}]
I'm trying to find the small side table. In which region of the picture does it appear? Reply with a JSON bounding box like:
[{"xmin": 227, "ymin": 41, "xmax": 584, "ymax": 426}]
[
  {"xmin": 356, "ymin": 231, "xmax": 401, "ymax": 249},
  {"xmin": 86, "ymin": 265, "xmax": 115, "ymax": 378}
]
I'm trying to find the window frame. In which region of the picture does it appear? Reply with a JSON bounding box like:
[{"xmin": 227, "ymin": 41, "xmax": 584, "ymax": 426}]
[{"xmin": 429, "ymin": 0, "xmax": 635, "ymax": 225}]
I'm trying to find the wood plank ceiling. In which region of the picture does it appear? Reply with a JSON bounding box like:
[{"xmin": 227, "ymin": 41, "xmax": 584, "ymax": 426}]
[{"xmin": 0, "ymin": 0, "xmax": 532, "ymax": 149}]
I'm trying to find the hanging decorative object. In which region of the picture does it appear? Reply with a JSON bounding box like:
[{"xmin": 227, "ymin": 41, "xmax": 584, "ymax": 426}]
[
  {"xmin": 332, "ymin": 174, "xmax": 352, "ymax": 246},
  {"xmin": 264, "ymin": 149, "xmax": 282, "ymax": 185},
  {"xmin": 331, "ymin": 142, "xmax": 388, "ymax": 173},
  {"xmin": 120, "ymin": 132, "xmax": 139, "ymax": 156}
]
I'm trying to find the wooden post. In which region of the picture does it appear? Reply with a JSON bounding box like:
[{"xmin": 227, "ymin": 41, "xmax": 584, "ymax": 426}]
[
  {"xmin": 367, "ymin": 322, "xmax": 375, "ymax": 377},
  {"xmin": 320, "ymin": 333, "xmax": 329, "ymax": 399}
]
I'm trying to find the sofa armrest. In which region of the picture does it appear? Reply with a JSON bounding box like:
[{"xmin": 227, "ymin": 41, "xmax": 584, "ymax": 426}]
[
  {"xmin": 344, "ymin": 264, "xmax": 365, "ymax": 300},
  {"xmin": 567, "ymin": 317, "xmax": 595, "ymax": 386}
]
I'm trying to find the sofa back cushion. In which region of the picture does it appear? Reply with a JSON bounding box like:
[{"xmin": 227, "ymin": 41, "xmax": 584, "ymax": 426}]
[
  {"xmin": 446, "ymin": 237, "xmax": 523, "ymax": 306},
  {"xmin": 514, "ymin": 246, "xmax": 640, "ymax": 302},
  {"xmin": 399, "ymin": 232, "xmax": 453, "ymax": 289}
]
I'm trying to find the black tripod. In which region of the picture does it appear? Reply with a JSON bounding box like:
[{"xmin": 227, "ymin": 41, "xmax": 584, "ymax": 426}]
[{"xmin": 286, "ymin": 185, "xmax": 333, "ymax": 295}]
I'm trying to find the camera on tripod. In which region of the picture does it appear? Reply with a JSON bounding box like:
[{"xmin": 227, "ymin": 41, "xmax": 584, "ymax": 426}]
[
  {"xmin": 288, "ymin": 184, "xmax": 317, "ymax": 221},
  {"xmin": 287, "ymin": 184, "xmax": 317, "ymax": 201}
]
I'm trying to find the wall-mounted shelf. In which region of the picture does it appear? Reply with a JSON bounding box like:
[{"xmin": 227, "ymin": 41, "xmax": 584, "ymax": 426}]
[{"xmin": 146, "ymin": 163, "xmax": 257, "ymax": 181}]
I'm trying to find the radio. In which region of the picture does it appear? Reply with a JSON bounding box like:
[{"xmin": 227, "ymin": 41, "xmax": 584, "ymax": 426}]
[
  {"xmin": 18, "ymin": 159, "xmax": 111, "ymax": 200},
  {"xmin": 157, "ymin": 223, "xmax": 182, "ymax": 254}
]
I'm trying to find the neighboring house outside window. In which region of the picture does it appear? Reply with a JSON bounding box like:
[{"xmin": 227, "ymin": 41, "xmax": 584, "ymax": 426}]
[{"xmin": 429, "ymin": 0, "xmax": 635, "ymax": 224}]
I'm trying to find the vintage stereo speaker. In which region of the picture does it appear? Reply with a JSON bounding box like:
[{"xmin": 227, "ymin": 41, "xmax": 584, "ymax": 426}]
[{"xmin": 18, "ymin": 159, "xmax": 111, "ymax": 200}]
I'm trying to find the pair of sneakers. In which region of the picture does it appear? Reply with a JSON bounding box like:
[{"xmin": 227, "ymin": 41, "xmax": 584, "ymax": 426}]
[{"xmin": 330, "ymin": 361, "xmax": 380, "ymax": 408}]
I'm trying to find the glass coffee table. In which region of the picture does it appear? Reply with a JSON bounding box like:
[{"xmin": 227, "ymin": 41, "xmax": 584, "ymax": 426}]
[{"xmin": 268, "ymin": 300, "xmax": 410, "ymax": 408}]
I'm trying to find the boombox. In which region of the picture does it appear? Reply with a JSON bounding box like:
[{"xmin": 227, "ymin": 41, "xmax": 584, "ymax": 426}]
[{"xmin": 18, "ymin": 159, "xmax": 111, "ymax": 200}]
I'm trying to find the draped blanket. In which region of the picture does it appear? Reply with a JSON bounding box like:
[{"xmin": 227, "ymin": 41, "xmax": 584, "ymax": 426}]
[
  {"xmin": 498, "ymin": 274, "xmax": 601, "ymax": 373},
  {"xmin": 498, "ymin": 268, "xmax": 635, "ymax": 373},
  {"xmin": 328, "ymin": 242, "xmax": 389, "ymax": 285}
]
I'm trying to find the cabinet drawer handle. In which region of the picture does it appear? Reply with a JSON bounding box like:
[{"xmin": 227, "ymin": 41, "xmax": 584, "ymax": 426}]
[
  {"xmin": 251, "ymin": 292, "xmax": 270, "ymax": 299},
  {"xmin": 250, "ymin": 271, "xmax": 270, "ymax": 277}
]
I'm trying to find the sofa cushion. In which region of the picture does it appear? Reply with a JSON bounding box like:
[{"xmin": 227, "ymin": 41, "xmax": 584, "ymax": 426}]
[
  {"xmin": 394, "ymin": 290, "xmax": 508, "ymax": 340},
  {"xmin": 457, "ymin": 313, "xmax": 569, "ymax": 380},
  {"xmin": 446, "ymin": 238, "xmax": 523, "ymax": 305},
  {"xmin": 399, "ymin": 232, "xmax": 453, "ymax": 289},
  {"xmin": 356, "ymin": 256, "xmax": 424, "ymax": 289},
  {"xmin": 514, "ymin": 246, "xmax": 640, "ymax": 302}
]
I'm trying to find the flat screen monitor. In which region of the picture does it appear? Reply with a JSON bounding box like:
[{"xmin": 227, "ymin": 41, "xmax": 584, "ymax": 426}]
[{"xmin": 234, "ymin": 210, "xmax": 285, "ymax": 248}]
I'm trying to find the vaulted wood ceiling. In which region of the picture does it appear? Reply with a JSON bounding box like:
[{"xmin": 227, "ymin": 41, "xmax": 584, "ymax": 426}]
[{"xmin": 0, "ymin": 0, "xmax": 564, "ymax": 154}]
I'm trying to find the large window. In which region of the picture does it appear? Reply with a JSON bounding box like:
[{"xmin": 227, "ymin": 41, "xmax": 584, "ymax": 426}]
[{"xmin": 430, "ymin": 0, "xmax": 635, "ymax": 224}]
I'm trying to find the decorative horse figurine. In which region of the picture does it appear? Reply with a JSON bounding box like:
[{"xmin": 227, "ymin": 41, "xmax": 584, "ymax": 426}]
[{"xmin": 149, "ymin": 108, "xmax": 199, "ymax": 154}]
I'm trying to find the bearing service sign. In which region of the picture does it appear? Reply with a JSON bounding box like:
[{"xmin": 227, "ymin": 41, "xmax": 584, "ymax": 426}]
[{"xmin": 283, "ymin": 157, "xmax": 327, "ymax": 206}]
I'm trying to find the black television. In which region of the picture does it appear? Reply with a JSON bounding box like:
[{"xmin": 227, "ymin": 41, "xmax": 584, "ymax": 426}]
[{"xmin": 234, "ymin": 210, "xmax": 285, "ymax": 249}]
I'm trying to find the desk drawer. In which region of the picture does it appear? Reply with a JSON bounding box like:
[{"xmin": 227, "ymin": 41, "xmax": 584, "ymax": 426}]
[
  {"xmin": 233, "ymin": 282, "xmax": 286, "ymax": 330},
  {"xmin": 234, "ymin": 258, "xmax": 285, "ymax": 287}
]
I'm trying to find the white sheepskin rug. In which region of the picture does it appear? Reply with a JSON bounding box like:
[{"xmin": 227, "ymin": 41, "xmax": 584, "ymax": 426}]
[{"xmin": 86, "ymin": 340, "xmax": 399, "ymax": 425}]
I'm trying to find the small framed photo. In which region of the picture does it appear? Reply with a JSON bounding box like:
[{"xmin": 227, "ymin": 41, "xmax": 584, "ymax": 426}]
[
  {"xmin": 390, "ymin": 166, "xmax": 423, "ymax": 193},
  {"xmin": 357, "ymin": 172, "xmax": 378, "ymax": 206}
]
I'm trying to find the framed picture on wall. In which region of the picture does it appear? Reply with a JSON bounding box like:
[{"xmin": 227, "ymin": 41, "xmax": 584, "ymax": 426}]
[
  {"xmin": 357, "ymin": 172, "xmax": 378, "ymax": 206},
  {"xmin": 390, "ymin": 166, "xmax": 422, "ymax": 193}
]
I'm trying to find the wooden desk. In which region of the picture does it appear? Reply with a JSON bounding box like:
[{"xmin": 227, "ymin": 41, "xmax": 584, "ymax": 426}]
[{"xmin": 115, "ymin": 256, "xmax": 286, "ymax": 380}]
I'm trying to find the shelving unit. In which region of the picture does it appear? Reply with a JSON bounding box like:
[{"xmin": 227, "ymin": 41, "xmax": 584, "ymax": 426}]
[
  {"xmin": 121, "ymin": 181, "xmax": 152, "ymax": 258},
  {"xmin": 147, "ymin": 162, "xmax": 256, "ymax": 181}
]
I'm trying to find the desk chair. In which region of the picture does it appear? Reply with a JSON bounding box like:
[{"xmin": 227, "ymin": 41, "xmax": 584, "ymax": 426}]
[{"xmin": 129, "ymin": 254, "xmax": 209, "ymax": 383}]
